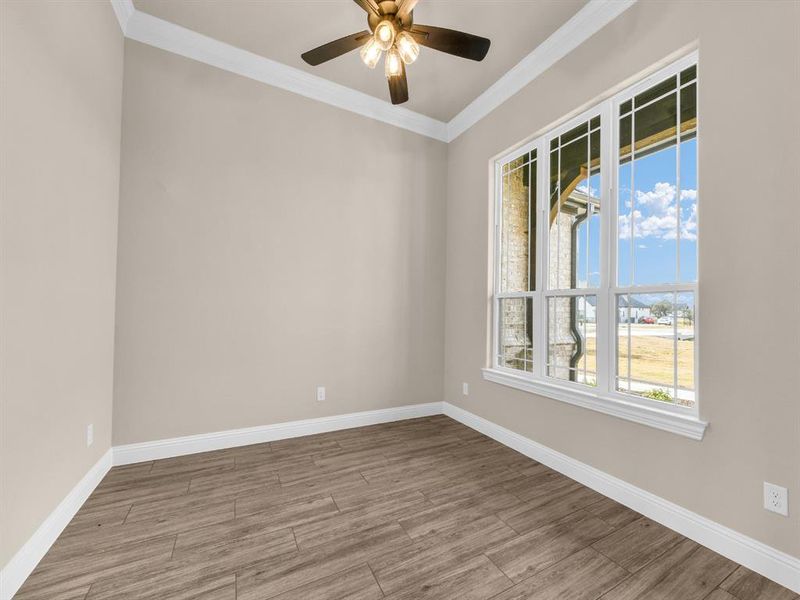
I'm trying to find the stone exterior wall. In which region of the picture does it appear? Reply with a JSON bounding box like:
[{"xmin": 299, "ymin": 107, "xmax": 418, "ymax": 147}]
[
  {"xmin": 499, "ymin": 165, "xmax": 531, "ymax": 369},
  {"xmin": 500, "ymin": 164, "xmax": 584, "ymax": 376},
  {"xmin": 547, "ymin": 211, "xmax": 577, "ymax": 378},
  {"xmin": 500, "ymin": 166, "xmax": 530, "ymax": 293},
  {"xmin": 500, "ymin": 160, "xmax": 594, "ymax": 378}
]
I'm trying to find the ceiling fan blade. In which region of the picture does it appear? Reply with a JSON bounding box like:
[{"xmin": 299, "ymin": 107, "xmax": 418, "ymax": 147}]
[
  {"xmin": 301, "ymin": 30, "xmax": 371, "ymax": 66},
  {"xmin": 388, "ymin": 64, "xmax": 409, "ymax": 105},
  {"xmin": 396, "ymin": 0, "xmax": 419, "ymax": 22},
  {"xmin": 352, "ymin": 0, "xmax": 380, "ymax": 16},
  {"xmin": 409, "ymin": 24, "xmax": 491, "ymax": 61}
]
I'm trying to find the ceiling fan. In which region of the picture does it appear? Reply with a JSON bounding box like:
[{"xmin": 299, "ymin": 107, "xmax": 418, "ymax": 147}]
[{"xmin": 301, "ymin": 0, "xmax": 491, "ymax": 105}]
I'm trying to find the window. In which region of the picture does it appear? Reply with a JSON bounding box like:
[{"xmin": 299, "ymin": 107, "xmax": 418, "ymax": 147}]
[
  {"xmin": 489, "ymin": 54, "xmax": 703, "ymax": 437},
  {"xmin": 497, "ymin": 149, "xmax": 536, "ymax": 372},
  {"xmin": 545, "ymin": 116, "xmax": 601, "ymax": 386},
  {"xmin": 616, "ymin": 62, "xmax": 697, "ymax": 407}
]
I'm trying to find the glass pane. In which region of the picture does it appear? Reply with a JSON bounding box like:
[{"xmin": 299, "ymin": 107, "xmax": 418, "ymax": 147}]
[
  {"xmin": 549, "ymin": 118, "xmax": 601, "ymax": 290},
  {"xmin": 633, "ymin": 89, "xmax": 677, "ymax": 157},
  {"xmin": 616, "ymin": 293, "xmax": 683, "ymax": 404},
  {"xmin": 507, "ymin": 152, "xmax": 529, "ymax": 172},
  {"xmin": 679, "ymin": 136, "xmax": 698, "ymax": 283},
  {"xmin": 547, "ymin": 295, "xmax": 597, "ymax": 386},
  {"xmin": 680, "ymin": 64, "xmax": 697, "ymax": 85},
  {"xmin": 618, "ymin": 115, "xmax": 633, "ymax": 287},
  {"xmin": 676, "ymin": 292, "xmax": 695, "ymax": 407},
  {"xmin": 587, "ymin": 129, "xmax": 601, "ymax": 288},
  {"xmin": 634, "ymin": 74, "xmax": 676, "ymax": 109},
  {"xmin": 560, "ymin": 121, "xmax": 588, "ymax": 146},
  {"xmin": 680, "ymin": 82, "xmax": 697, "ymax": 127},
  {"xmin": 617, "ymin": 67, "xmax": 698, "ymax": 288},
  {"xmin": 498, "ymin": 297, "xmax": 533, "ymax": 372},
  {"xmin": 679, "ymin": 82, "xmax": 698, "ymax": 284},
  {"xmin": 500, "ymin": 153, "xmax": 536, "ymax": 292},
  {"xmin": 632, "ymin": 145, "xmax": 677, "ymax": 285},
  {"xmin": 616, "ymin": 295, "xmax": 630, "ymax": 386}
]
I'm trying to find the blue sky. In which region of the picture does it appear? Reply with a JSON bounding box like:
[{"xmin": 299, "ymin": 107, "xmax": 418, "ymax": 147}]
[
  {"xmin": 564, "ymin": 136, "xmax": 697, "ymax": 293},
  {"xmin": 616, "ymin": 137, "xmax": 697, "ymax": 287}
]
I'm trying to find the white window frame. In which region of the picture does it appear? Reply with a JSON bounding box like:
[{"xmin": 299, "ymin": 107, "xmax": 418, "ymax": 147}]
[{"xmin": 484, "ymin": 52, "xmax": 707, "ymax": 440}]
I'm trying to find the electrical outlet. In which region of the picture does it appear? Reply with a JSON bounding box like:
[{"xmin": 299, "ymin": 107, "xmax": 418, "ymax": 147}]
[
  {"xmin": 86, "ymin": 424, "xmax": 94, "ymax": 447},
  {"xmin": 316, "ymin": 386, "xmax": 326, "ymax": 402},
  {"xmin": 764, "ymin": 482, "xmax": 788, "ymax": 516},
  {"xmin": 462, "ymin": 382, "xmax": 469, "ymax": 396}
]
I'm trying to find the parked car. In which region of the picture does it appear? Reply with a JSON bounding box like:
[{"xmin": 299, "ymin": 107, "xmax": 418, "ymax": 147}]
[
  {"xmin": 657, "ymin": 316, "xmax": 674, "ymax": 325},
  {"xmin": 638, "ymin": 316, "xmax": 655, "ymax": 324}
]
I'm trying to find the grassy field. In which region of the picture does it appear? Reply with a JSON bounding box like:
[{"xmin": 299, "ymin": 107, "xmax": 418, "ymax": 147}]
[{"xmin": 581, "ymin": 327, "xmax": 694, "ymax": 390}]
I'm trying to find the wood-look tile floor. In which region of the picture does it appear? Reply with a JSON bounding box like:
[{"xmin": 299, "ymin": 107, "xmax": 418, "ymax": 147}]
[{"xmin": 16, "ymin": 416, "xmax": 797, "ymax": 600}]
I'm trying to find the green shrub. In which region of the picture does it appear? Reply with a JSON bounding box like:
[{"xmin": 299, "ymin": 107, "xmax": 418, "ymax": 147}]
[{"xmin": 642, "ymin": 388, "xmax": 673, "ymax": 402}]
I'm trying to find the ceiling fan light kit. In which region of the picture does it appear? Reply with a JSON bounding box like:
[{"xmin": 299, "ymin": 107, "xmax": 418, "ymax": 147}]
[
  {"xmin": 359, "ymin": 37, "xmax": 383, "ymax": 69},
  {"xmin": 395, "ymin": 31, "xmax": 420, "ymax": 65},
  {"xmin": 384, "ymin": 47, "xmax": 404, "ymax": 78},
  {"xmin": 374, "ymin": 19, "xmax": 397, "ymax": 51},
  {"xmin": 301, "ymin": 0, "xmax": 491, "ymax": 105}
]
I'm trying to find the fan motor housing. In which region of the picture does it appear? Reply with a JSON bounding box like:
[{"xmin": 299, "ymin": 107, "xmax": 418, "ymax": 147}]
[{"xmin": 368, "ymin": 2, "xmax": 413, "ymax": 32}]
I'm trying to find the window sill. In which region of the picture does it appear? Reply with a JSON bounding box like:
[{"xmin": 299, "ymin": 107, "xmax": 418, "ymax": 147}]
[{"xmin": 481, "ymin": 368, "xmax": 708, "ymax": 440}]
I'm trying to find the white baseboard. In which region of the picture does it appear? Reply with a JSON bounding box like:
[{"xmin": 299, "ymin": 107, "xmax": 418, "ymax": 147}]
[
  {"xmin": 1, "ymin": 403, "xmax": 438, "ymax": 598},
  {"xmin": 113, "ymin": 402, "xmax": 442, "ymax": 465},
  {"xmin": 4, "ymin": 402, "xmax": 797, "ymax": 598},
  {"xmin": 442, "ymin": 401, "xmax": 800, "ymax": 594},
  {"xmin": 0, "ymin": 449, "xmax": 113, "ymax": 600}
]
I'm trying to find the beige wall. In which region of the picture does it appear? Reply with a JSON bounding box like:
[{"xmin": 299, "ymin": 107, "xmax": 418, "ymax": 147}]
[
  {"xmin": 112, "ymin": 41, "xmax": 447, "ymax": 445},
  {"xmin": 0, "ymin": 1, "xmax": 124, "ymax": 568},
  {"xmin": 444, "ymin": 0, "xmax": 800, "ymax": 557},
  {"xmin": 3, "ymin": 0, "xmax": 798, "ymax": 577}
]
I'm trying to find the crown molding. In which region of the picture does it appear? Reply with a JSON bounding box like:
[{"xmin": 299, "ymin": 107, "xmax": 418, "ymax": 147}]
[
  {"xmin": 108, "ymin": 0, "xmax": 636, "ymax": 143},
  {"xmin": 110, "ymin": 0, "xmax": 134, "ymax": 34},
  {"xmin": 446, "ymin": 0, "xmax": 637, "ymax": 141},
  {"xmin": 113, "ymin": 1, "xmax": 448, "ymax": 141}
]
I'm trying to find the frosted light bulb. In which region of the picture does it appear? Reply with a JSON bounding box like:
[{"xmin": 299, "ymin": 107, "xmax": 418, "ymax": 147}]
[
  {"xmin": 384, "ymin": 47, "xmax": 403, "ymax": 78},
  {"xmin": 374, "ymin": 20, "xmax": 396, "ymax": 51},
  {"xmin": 359, "ymin": 37, "xmax": 382, "ymax": 69},
  {"xmin": 395, "ymin": 31, "xmax": 419, "ymax": 65}
]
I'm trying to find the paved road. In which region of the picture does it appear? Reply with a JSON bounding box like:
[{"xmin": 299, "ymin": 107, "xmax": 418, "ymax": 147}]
[{"xmin": 582, "ymin": 324, "xmax": 693, "ymax": 339}]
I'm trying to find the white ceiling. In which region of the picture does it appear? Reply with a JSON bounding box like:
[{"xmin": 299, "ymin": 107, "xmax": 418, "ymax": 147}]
[{"xmin": 132, "ymin": 0, "xmax": 588, "ymax": 122}]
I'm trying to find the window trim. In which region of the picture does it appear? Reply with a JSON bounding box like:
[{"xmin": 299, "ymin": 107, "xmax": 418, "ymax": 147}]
[
  {"xmin": 487, "ymin": 51, "xmax": 707, "ymax": 440},
  {"xmin": 481, "ymin": 367, "xmax": 707, "ymax": 440}
]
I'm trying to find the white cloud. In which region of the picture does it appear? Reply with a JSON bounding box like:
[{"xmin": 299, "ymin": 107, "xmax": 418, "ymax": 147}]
[
  {"xmin": 637, "ymin": 181, "xmax": 675, "ymax": 212},
  {"xmin": 618, "ymin": 182, "xmax": 697, "ymax": 241}
]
